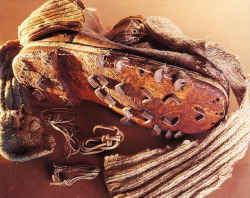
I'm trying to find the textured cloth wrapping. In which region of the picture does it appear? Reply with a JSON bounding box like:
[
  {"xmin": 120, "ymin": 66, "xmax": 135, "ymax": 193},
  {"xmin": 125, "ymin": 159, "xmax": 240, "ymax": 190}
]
[{"xmin": 104, "ymin": 16, "xmax": 250, "ymax": 198}]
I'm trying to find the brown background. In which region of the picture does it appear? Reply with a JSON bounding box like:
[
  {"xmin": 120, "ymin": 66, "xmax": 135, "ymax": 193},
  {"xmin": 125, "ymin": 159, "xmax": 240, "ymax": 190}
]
[{"xmin": 0, "ymin": 0, "xmax": 249, "ymax": 198}]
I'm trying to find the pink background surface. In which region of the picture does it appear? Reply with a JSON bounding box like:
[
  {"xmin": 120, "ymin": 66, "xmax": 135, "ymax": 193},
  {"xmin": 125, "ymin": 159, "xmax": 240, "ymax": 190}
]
[{"xmin": 0, "ymin": 0, "xmax": 249, "ymax": 197}]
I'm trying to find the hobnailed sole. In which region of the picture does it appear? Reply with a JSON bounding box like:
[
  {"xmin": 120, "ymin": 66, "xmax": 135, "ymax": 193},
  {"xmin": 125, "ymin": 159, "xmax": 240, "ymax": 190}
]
[{"xmin": 13, "ymin": 41, "xmax": 228, "ymax": 136}]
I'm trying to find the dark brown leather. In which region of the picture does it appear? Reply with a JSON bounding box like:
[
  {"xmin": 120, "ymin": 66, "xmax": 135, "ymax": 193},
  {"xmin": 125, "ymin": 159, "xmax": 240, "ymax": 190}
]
[
  {"xmin": 12, "ymin": 35, "xmax": 228, "ymax": 135},
  {"xmin": 104, "ymin": 15, "xmax": 146, "ymax": 46}
]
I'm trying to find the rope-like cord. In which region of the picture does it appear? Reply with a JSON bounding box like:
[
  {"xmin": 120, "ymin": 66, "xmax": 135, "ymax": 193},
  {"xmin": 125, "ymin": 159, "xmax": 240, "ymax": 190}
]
[
  {"xmin": 51, "ymin": 163, "xmax": 100, "ymax": 186},
  {"xmin": 40, "ymin": 108, "xmax": 124, "ymax": 157},
  {"xmin": 80, "ymin": 125, "xmax": 124, "ymax": 155},
  {"xmin": 41, "ymin": 108, "xmax": 80, "ymax": 158}
]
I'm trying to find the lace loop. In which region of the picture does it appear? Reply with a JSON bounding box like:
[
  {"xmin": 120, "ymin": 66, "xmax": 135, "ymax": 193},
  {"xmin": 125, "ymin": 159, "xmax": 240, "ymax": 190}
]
[
  {"xmin": 40, "ymin": 108, "xmax": 124, "ymax": 157},
  {"xmin": 80, "ymin": 125, "xmax": 124, "ymax": 155}
]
